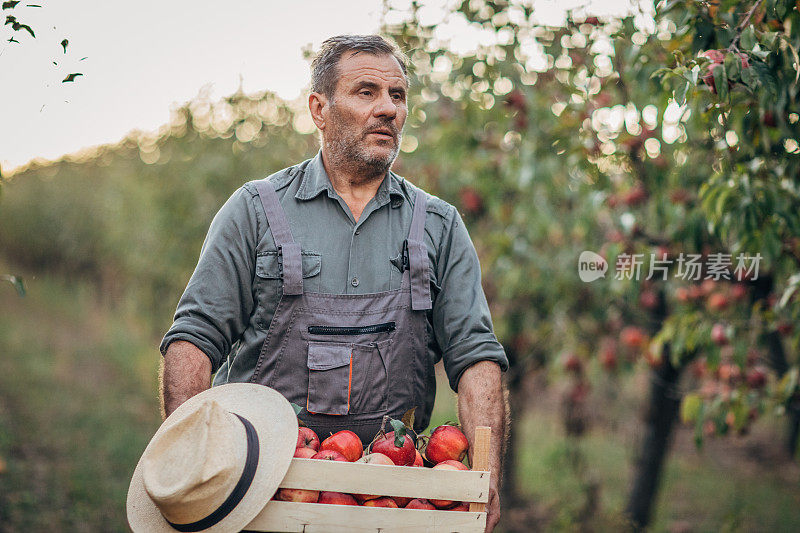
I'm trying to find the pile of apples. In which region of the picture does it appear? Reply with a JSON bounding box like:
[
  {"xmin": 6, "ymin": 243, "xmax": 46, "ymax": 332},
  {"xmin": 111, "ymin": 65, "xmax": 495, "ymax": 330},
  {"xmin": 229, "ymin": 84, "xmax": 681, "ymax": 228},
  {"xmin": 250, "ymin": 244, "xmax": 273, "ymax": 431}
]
[{"xmin": 274, "ymin": 424, "xmax": 471, "ymax": 511}]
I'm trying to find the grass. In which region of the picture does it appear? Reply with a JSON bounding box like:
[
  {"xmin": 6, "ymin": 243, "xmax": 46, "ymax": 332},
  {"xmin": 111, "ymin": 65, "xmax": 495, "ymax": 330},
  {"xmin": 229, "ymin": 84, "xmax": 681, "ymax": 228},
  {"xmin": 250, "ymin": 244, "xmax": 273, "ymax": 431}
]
[{"xmin": 0, "ymin": 267, "xmax": 799, "ymax": 531}]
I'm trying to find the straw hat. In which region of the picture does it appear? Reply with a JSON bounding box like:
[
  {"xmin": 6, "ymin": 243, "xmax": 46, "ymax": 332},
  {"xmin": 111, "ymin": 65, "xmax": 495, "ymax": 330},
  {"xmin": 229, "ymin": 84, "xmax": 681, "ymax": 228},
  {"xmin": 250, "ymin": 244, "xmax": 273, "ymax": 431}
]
[{"xmin": 127, "ymin": 383, "xmax": 297, "ymax": 532}]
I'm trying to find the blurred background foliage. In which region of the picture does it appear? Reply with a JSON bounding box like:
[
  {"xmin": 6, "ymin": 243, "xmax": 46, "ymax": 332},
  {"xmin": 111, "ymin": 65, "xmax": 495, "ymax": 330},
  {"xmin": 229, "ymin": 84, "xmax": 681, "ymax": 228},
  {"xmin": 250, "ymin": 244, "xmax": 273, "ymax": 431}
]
[{"xmin": 1, "ymin": 0, "xmax": 800, "ymax": 531}]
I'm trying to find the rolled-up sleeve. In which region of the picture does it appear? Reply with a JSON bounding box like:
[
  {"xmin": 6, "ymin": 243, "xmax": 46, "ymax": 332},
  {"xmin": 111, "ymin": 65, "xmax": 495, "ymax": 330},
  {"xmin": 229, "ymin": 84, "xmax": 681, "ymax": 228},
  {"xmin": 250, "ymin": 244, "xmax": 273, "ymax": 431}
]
[
  {"xmin": 432, "ymin": 207, "xmax": 509, "ymax": 392},
  {"xmin": 159, "ymin": 186, "xmax": 259, "ymax": 371}
]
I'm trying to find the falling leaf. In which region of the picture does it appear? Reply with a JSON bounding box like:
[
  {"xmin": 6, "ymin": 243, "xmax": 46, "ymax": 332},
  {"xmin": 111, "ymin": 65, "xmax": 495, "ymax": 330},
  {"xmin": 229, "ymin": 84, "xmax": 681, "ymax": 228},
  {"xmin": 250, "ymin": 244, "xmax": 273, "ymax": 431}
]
[
  {"xmin": 62, "ymin": 73, "xmax": 82, "ymax": 82},
  {"xmin": 26, "ymin": 3, "xmax": 41, "ymax": 6},
  {"xmin": 60, "ymin": 38, "xmax": 67, "ymax": 53},
  {"xmin": 52, "ymin": 60, "xmax": 57, "ymax": 65},
  {"xmin": 11, "ymin": 21, "xmax": 34, "ymax": 37},
  {"xmin": 79, "ymin": 56, "xmax": 87, "ymax": 61},
  {"xmin": 2, "ymin": 275, "xmax": 26, "ymax": 296},
  {"xmin": 5, "ymin": 14, "xmax": 16, "ymax": 23},
  {"xmin": 7, "ymin": 36, "xmax": 18, "ymax": 43},
  {"xmin": 401, "ymin": 407, "xmax": 416, "ymax": 430},
  {"xmin": 2, "ymin": 1, "xmax": 20, "ymax": 9}
]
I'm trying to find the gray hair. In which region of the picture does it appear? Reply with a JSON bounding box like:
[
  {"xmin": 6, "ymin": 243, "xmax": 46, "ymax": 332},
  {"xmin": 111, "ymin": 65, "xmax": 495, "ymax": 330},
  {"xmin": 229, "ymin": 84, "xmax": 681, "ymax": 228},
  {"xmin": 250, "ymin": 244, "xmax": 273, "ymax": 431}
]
[{"xmin": 311, "ymin": 35, "xmax": 409, "ymax": 98}]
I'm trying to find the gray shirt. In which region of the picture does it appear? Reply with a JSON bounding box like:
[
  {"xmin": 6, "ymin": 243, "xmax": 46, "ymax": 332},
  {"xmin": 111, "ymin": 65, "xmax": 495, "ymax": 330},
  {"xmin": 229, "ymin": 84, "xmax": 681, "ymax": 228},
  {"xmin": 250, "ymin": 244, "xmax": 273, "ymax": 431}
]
[{"xmin": 160, "ymin": 151, "xmax": 508, "ymax": 395}]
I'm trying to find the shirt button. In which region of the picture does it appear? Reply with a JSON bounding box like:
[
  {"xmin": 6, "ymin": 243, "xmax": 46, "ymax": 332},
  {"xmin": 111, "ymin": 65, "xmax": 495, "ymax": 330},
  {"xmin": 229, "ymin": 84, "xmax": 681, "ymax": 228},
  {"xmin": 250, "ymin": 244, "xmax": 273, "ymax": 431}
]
[
  {"xmin": 355, "ymin": 229, "xmax": 361, "ymax": 235},
  {"xmin": 351, "ymin": 277, "xmax": 359, "ymax": 287}
]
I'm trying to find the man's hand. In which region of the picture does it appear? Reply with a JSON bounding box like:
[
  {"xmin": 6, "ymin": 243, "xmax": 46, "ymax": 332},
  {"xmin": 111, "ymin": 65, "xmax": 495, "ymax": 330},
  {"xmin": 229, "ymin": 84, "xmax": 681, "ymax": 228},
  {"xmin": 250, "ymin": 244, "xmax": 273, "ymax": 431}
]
[
  {"xmin": 456, "ymin": 360, "xmax": 506, "ymax": 533},
  {"xmin": 160, "ymin": 340, "xmax": 212, "ymax": 419}
]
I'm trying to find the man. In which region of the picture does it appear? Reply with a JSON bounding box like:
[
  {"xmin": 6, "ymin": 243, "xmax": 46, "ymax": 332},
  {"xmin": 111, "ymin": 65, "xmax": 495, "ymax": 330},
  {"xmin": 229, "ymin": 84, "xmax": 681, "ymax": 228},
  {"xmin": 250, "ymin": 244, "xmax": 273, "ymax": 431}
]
[{"xmin": 160, "ymin": 35, "xmax": 507, "ymax": 531}]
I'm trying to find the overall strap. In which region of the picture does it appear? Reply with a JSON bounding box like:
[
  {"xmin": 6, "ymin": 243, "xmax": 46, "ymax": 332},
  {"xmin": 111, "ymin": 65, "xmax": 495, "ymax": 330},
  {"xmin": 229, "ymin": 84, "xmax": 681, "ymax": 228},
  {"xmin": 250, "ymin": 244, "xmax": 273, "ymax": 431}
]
[
  {"xmin": 254, "ymin": 180, "xmax": 303, "ymax": 296},
  {"xmin": 406, "ymin": 188, "xmax": 432, "ymax": 311}
]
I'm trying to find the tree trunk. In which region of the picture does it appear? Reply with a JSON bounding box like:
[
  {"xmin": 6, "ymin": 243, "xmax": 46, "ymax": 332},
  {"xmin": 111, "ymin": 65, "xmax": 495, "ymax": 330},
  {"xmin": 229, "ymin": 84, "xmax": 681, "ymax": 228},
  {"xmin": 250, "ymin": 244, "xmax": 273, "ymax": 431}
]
[
  {"xmin": 750, "ymin": 274, "xmax": 799, "ymax": 456},
  {"xmin": 624, "ymin": 344, "xmax": 682, "ymax": 531}
]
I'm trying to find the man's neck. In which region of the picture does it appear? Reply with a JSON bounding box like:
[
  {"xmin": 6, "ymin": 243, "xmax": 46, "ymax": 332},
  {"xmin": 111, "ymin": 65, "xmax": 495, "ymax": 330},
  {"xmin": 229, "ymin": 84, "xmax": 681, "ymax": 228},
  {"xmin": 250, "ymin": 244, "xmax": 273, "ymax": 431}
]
[{"xmin": 321, "ymin": 150, "xmax": 386, "ymax": 223}]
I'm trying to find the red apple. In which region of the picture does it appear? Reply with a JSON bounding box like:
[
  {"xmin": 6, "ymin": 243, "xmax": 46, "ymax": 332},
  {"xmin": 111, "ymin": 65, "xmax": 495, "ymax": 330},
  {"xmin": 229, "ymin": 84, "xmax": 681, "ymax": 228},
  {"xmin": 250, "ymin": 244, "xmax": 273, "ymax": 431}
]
[
  {"xmin": 639, "ymin": 289, "xmax": 658, "ymax": 310},
  {"xmin": 394, "ymin": 496, "xmax": 412, "ymax": 507},
  {"xmin": 296, "ymin": 427, "xmax": 320, "ymax": 451},
  {"xmin": 562, "ymin": 353, "xmax": 582, "ymax": 374},
  {"xmin": 700, "ymin": 49, "xmax": 749, "ymax": 94},
  {"xmin": 620, "ymin": 326, "xmax": 647, "ymax": 349},
  {"xmin": 362, "ymin": 497, "xmax": 398, "ymax": 508},
  {"xmin": 707, "ymin": 292, "xmax": 730, "ymax": 312},
  {"xmin": 746, "ymin": 367, "xmax": 767, "ymax": 389},
  {"xmin": 371, "ymin": 432, "xmax": 416, "ymax": 466},
  {"xmin": 311, "ymin": 449, "xmax": 348, "ymax": 462},
  {"xmin": 428, "ymin": 460, "xmax": 469, "ymax": 508},
  {"xmin": 412, "ymin": 449, "xmax": 423, "ymax": 467},
  {"xmin": 460, "ymin": 187, "xmax": 483, "ymax": 215},
  {"xmin": 676, "ymin": 287, "xmax": 690, "ymax": 303},
  {"xmin": 730, "ymin": 284, "xmax": 748, "ymax": 301},
  {"xmin": 353, "ymin": 453, "xmax": 395, "ymax": 502},
  {"xmin": 274, "ymin": 488, "xmax": 319, "ymax": 503},
  {"xmin": 294, "ymin": 447, "xmax": 317, "ymax": 459},
  {"xmin": 448, "ymin": 502, "xmax": 470, "ymax": 511},
  {"xmin": 599, "ymin": 346, "xmax": 618, "ymax": 371},
  {"xmin": 318, "ymin": 491, "xmax": 358, "ymax": 506},
  {"xmin": 622, "ymin": 184, "xmax": 647, "ymax": 206},
  {"xmin": 717, "ymin": 363, "xmax": 741, "ymax": 383},
  {"xmin": 356, "ymin": 452, "xmax": 395, "ymax": 466},
  {"xmin": 425, "ymin": 425, "xmax": 469, "ymax": 465},
  {"xmin": 405, "ymin": 498, "xmax": 436, "ymax": 510},
  {"xmin": 711, "ymin": 323, "xmax": 728, "ymax": 346},
  {"xmin": 320, "ymin": 430, "xmax": 363, "ymax": 462}
]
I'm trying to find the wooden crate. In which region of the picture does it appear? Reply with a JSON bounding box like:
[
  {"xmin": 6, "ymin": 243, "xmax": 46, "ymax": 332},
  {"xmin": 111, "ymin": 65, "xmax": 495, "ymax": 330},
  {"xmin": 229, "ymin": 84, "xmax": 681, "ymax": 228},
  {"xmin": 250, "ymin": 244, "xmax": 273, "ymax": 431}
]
[{"xmin": 245, "ymin": 427, "xmax": 492, "ymax": 533}]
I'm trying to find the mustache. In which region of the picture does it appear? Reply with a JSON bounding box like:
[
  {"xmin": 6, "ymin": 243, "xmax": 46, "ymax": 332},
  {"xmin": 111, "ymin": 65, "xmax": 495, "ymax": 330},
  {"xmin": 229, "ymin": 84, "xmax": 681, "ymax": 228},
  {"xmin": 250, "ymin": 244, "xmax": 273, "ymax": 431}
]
[{"xmin": 363, "ymin": 123, "xmax": 400, "ymax": 137}]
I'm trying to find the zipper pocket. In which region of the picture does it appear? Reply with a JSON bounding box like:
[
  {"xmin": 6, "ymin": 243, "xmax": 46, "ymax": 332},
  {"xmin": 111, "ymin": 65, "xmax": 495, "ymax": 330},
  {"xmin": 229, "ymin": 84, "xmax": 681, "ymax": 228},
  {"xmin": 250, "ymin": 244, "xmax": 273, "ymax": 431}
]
[{"xmin": 308, "ymin": 322, "xmax": 396, "ymax": 336}]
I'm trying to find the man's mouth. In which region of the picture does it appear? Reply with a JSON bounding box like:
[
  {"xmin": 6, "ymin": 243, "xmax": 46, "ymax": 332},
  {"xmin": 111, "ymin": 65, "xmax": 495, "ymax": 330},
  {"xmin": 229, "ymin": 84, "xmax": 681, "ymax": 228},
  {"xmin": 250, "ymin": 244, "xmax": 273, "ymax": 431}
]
[{"xmin": 366, "ymin": 129, "xmax": 395, "ymax": 140}]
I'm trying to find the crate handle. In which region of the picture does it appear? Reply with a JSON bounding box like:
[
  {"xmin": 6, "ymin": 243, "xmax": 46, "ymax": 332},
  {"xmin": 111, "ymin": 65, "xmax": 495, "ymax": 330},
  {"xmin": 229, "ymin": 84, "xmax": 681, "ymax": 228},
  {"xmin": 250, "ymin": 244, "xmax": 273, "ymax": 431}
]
[{"xmin": 469, "ymin": 426, "xmax": 491, "ymax": 513}]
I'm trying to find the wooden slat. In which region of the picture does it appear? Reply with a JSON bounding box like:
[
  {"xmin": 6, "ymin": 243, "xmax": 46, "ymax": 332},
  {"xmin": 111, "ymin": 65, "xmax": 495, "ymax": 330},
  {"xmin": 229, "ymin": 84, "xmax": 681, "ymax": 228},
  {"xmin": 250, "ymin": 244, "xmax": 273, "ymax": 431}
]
[
  {"xmin": 245, "ymin": 501, "xmax": 487, "ymax": 533},
  {"xmin": 278, "ymin": 458, "xmax": 490, "ymax": 503},
  {"xmin": 469, "ymin": 426, "xmax": 491, "ymax": 513}
]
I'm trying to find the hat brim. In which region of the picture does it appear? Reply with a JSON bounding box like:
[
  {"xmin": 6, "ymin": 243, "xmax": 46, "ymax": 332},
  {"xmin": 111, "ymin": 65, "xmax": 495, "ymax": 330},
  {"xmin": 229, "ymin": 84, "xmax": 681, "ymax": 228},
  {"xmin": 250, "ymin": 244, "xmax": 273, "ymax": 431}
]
[{"xmin": 127, "ymin": 383, "xmax": 298, "ymax": 533}]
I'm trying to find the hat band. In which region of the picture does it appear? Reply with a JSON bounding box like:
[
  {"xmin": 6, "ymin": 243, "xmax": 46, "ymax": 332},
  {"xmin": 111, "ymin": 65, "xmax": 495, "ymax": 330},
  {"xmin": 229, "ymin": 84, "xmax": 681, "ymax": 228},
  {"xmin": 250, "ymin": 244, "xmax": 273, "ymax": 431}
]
[{"xmin": 166, "ymin": 414, "xmax": 260, "ymax": 532}]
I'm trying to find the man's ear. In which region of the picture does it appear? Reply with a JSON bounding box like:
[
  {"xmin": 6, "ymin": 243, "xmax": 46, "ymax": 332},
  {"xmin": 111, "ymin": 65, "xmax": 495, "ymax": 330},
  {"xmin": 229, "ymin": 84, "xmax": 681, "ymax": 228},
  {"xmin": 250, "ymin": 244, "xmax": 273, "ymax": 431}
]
[{"xmin": 309, "ymin": 92, "xmax": 328, "ymax": 131}]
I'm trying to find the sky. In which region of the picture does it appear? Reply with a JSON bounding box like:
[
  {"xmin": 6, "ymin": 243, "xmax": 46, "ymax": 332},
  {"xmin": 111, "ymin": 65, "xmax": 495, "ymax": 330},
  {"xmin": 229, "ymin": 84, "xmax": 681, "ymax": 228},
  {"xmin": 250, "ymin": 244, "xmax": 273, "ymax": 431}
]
[{"xmin": 1, "ymin": 0, "xmax": 640, "ymax": 174}]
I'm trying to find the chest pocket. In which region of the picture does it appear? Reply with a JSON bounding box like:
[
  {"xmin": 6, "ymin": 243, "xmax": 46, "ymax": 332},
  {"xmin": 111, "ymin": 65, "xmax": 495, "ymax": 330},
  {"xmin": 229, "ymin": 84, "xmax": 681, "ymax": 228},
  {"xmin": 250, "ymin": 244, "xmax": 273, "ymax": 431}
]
[{"xmin": 254, "ymin": 251, "xmax": 321, "ymax": 329}]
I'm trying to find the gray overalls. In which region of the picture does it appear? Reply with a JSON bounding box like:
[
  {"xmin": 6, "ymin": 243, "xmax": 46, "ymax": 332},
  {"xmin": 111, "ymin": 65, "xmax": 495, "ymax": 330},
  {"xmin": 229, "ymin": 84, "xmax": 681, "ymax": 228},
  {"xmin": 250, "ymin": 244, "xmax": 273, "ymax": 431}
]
[{"xmin": 250, "ymin": 180, "xmax": 434, "ymax": 444}]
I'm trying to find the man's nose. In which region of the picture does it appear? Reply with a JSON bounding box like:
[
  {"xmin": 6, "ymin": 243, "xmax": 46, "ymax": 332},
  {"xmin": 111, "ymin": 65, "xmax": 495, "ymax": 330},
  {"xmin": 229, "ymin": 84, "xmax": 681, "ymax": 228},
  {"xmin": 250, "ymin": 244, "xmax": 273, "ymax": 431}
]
[{"xmin": 373, "ymin": 91, "xmax": 398, "ymax": 119}]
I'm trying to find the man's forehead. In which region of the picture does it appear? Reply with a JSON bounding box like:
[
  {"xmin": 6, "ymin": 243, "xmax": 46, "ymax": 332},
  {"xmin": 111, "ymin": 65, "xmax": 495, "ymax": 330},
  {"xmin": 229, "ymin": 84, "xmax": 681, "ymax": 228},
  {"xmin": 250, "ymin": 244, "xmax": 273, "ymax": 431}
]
[{"xmin": 336, "ymin": 51, "xmax": 407, "ymax": 87}]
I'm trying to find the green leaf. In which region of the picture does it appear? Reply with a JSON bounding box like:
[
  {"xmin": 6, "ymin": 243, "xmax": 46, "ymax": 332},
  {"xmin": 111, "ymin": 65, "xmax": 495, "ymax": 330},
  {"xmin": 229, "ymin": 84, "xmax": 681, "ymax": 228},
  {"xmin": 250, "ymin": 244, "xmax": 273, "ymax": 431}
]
[
  {"xmin": 389, "ymin": 419, "xmax": 407, "ymax": 446},
  {"xmin": 693, "ymin": 402, "xmax": 707, "ymax": 449},
  {"xmin": 778, "ymin": 367, "xmax": 799, "ymax": 401},
  {"xmin": 713, "ymin": 65, "xmax": 728, "ymax": 101},
  {"xmin": 1, "ymin": 275, "xmax": 25, "ymax": 296},
  {"xmin": 775, "ymin": 0, "xmax": 791, "ymax": 18},
  {"xmin": 675, "ymin": 81, "xmax": 690, "ymax": 105},
  {"xmin": 740, "ymin": 26, "xmax": 756, "ymax": 51},
  {"xmin": 289, "ymin": 402, "xmax": 303, "ymax": 416},
  {"xmin": 779, "ymin": 273, "xmax": 800, "ymax": 308},
  {"xmin": 741, "ymin": 66, "xmax": 757, "ymax": 89},
  {"xmin": 759, "ymin": 32, "xmax": 779, "ymax": 51},
  {"xmin": 681, "ymin": 393, "xmax": 703, "ymax": 424},
  {"xmin": 724, "ymin": 52, "xmax": 741, "ymax": 81}
]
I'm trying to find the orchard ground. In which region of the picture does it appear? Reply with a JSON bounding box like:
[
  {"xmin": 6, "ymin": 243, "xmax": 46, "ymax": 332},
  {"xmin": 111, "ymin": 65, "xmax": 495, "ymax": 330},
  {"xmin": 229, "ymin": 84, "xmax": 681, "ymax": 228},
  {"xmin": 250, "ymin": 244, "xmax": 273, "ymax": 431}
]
[{"xmin": 0, "ymin": 261, "xmax": 797, "ymax": 532}]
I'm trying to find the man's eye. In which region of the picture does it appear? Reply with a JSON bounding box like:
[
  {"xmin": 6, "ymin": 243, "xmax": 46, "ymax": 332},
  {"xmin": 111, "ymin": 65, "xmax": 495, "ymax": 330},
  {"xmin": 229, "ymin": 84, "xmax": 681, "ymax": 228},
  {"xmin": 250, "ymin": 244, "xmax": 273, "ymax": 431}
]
[
  {"xmin": 391, "ymin": 93, "xmax": 404, "ymax": 101},
  {"xmin": 360, "ymin": 90, "xmax": 372, "ymax": 96}
]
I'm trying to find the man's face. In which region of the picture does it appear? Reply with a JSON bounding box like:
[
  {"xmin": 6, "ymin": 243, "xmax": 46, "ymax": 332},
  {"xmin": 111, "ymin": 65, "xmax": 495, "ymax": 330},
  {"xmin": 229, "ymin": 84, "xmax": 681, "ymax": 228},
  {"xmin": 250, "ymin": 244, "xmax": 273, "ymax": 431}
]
[{"xmin": 321, "ymin": 51, "xmax": 408, "ymax": 180}]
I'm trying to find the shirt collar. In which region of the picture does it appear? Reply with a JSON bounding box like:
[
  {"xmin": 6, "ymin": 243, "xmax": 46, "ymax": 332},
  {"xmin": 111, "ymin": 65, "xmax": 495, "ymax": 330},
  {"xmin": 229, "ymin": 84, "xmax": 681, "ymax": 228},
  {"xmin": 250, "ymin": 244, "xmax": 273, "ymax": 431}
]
[{"xmin": 295, "ymin": 150, "xmax": 405, "ymax": 208}]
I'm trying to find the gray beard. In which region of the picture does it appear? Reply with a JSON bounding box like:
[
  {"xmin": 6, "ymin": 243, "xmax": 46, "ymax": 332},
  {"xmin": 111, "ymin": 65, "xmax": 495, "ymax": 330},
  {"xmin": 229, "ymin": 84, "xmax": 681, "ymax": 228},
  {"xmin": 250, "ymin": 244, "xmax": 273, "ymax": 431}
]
[{"xmin": 324, "ymin": 132, "xmax": 402, "ymax": 186}]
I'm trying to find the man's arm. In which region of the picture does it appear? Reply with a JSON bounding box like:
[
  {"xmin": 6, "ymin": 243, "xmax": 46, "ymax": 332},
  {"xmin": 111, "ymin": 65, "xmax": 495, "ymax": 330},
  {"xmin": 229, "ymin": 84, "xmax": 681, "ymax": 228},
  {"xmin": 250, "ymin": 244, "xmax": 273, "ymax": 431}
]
[
  {"xmin": 457, "ymin": 360, "xmax": 506, "ymax": 533},
  {"xmin": 160, "ymin": 341, "xmax": 212, "ymax": 419}
]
